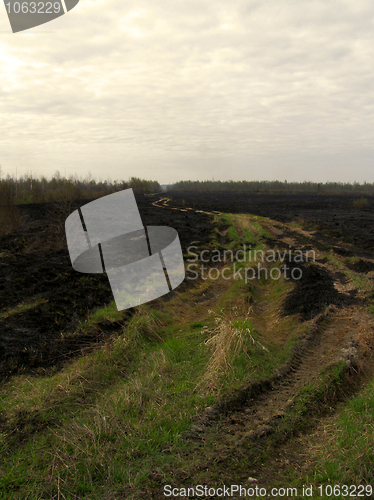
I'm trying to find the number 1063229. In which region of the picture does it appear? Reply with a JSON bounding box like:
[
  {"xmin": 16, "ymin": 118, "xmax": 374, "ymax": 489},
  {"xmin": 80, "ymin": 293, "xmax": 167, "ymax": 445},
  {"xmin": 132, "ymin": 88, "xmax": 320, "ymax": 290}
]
[{"xmin": 5, "ymin": 2, "xmax": 61, "ymax": 14}]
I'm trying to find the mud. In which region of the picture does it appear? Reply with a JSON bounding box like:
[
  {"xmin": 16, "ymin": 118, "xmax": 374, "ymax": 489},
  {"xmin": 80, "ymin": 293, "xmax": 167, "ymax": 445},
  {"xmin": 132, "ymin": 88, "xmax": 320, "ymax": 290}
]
[{"xmin": 282, "ymin": 263, "xmax": 347, "ymax": 320}]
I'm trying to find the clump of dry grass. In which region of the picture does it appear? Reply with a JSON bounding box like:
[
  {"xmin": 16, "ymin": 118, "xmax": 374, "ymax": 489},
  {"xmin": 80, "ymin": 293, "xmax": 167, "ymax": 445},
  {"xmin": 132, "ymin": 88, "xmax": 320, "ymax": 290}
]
[
  {"xmin": 353, "ymin": 197, "xmax": 370, "ymax": 209},
  {"xmin": 197, "ymin": 310, "xmax": 249, "ymax": 393}
]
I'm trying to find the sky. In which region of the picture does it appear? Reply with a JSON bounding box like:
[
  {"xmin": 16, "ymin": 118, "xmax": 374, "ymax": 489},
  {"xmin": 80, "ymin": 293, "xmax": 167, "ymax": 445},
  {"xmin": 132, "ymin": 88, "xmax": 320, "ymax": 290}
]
[{"xmin": 0, "ymin": 0, "xmax": 374, "ymax": 184}]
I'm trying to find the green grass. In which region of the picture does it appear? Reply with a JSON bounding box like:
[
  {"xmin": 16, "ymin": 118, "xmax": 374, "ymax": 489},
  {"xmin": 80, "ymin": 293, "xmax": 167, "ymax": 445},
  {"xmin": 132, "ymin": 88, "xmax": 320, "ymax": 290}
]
[
  {"xmin": 2, "ymin": 212, "xmax": 373, "ymax": 498},
  {"xmin": 263, "ymin": 369, "xmax": 374, "ymax": 499},
  {"xmin": 0, "ymin": 254, "xmax": 300, "ymax": 500},
  {"xmin": 218, "ymin": 214, "xmax": 271, "ymax": 245},
  {"xmin": 252, "ymin": 220, "xmax": 271, "ymax": 238},
  {"xmin": 217, "ymin": 213, "xmax": 268, "ymax": 248},
  {"xmin": 84, "ymin": 301, "xmax": 125, "ymax": 324},
  {"xmin": 304, "ymin": 375, "xmax": 374, "ymax": 491},
  {"xmin": 244, "ymin": 227, "xmax": 256, "ymax": 244},
  {"xmin": 0, "ymin": 298, "xmax": 48, "ymax": 320},
  {"xmin": 0, "ymin": 292, "xmax": 292, "ymax": 499},
  {"xmin": 217, "ymin": 214, "xmax": 241, "ymax": 245}
]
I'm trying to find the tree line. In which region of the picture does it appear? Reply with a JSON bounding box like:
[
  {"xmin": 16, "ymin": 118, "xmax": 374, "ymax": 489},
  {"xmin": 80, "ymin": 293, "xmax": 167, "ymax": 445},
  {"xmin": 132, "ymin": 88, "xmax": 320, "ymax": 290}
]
[
  {"xmin": 0, "ymin": 171, "xmax": 162, "ymax": 205},
  {"xmin": 168, "ymin": 180, "xmax": 374, "ymax": 194}
]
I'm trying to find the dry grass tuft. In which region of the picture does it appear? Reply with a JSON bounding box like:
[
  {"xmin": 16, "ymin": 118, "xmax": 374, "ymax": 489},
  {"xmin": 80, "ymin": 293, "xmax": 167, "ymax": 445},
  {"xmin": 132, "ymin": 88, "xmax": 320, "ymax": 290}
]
[
  {"xmin": 353, "ymin": 197, "xmax": 370, "ymax": 209},
  {"xmin": 197, "ymin": 310, "xmax": 249, "ymax": 393}
]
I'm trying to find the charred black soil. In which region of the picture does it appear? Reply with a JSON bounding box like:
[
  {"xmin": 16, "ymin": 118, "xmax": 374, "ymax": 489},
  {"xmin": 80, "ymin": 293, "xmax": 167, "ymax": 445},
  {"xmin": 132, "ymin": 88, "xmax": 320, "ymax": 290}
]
[
  {"xmin": 163, "ymin": 191, "xmax": 374, "ymax": 251},
  {"xmin": 0, "ymin": 195, "xmax": 215, "ymax": 378}
]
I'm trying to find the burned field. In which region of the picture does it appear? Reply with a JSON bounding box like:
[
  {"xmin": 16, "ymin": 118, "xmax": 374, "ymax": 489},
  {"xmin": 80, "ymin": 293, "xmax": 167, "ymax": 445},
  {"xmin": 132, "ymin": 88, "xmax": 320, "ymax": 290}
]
[
  {"xmin": 0, "ymin": 196, "xmax": 214, "ymax": 378},
  {"xmin": 0, "ymin": 192, "xmax": 373, "ymax": 378},
  {"xmin": 1, "ymin": 191, "xmax": 374, "ymax": 497},
  {"xmin": 165, "ymin": 191, "xmax": 374, "ymax": 250}
]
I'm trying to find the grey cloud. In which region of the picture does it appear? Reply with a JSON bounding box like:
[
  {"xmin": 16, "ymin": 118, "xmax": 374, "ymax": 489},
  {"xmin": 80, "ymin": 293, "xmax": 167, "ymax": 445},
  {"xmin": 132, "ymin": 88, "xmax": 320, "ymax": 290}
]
[{"xmin": 1, "ymin": 0, "xmax": 374, "ymax": 182}]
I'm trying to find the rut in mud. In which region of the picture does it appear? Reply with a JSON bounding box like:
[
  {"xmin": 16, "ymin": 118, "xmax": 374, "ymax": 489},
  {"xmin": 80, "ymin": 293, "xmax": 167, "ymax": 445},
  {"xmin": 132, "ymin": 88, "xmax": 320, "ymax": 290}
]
[{"xmin": 195, "ymin": 305, "xmax": 358, "ymax": 438}]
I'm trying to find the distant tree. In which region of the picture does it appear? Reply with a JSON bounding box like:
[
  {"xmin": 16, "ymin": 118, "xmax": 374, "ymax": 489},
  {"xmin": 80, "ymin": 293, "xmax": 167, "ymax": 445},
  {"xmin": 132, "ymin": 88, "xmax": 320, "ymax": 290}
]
[{"xmin": 168, "ymin": 179, "xmax": 374, "ymax": 195}]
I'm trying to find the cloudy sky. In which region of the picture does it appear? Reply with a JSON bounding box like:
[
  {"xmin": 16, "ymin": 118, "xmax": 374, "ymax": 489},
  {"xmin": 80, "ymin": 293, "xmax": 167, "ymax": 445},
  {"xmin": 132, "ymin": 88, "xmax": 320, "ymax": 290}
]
[{"xmin": 1, "ymin": 0, "xmax": 374, "ymax": 184}]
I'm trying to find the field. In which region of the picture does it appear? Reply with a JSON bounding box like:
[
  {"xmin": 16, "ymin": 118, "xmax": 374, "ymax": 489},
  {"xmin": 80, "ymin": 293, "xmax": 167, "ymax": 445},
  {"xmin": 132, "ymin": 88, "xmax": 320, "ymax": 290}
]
[{"xmin": 0, "ymin": 192, "xmax": 374, "ymax": 499}]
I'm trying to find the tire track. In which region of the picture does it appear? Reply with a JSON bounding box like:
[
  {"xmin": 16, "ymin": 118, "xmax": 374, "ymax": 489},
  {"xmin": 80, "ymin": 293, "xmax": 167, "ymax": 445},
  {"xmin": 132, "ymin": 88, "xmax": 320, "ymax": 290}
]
[{"xmin": 192, "ymin": 305, "xmax": 356, "ymax": 448}]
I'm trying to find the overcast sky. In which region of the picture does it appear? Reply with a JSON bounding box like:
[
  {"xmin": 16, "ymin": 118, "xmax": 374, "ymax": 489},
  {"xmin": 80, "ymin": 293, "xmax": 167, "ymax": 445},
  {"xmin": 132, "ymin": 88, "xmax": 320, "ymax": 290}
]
[{"xmin": 1, "ymin": 0, "xmax": 374, "ymax": 184}]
